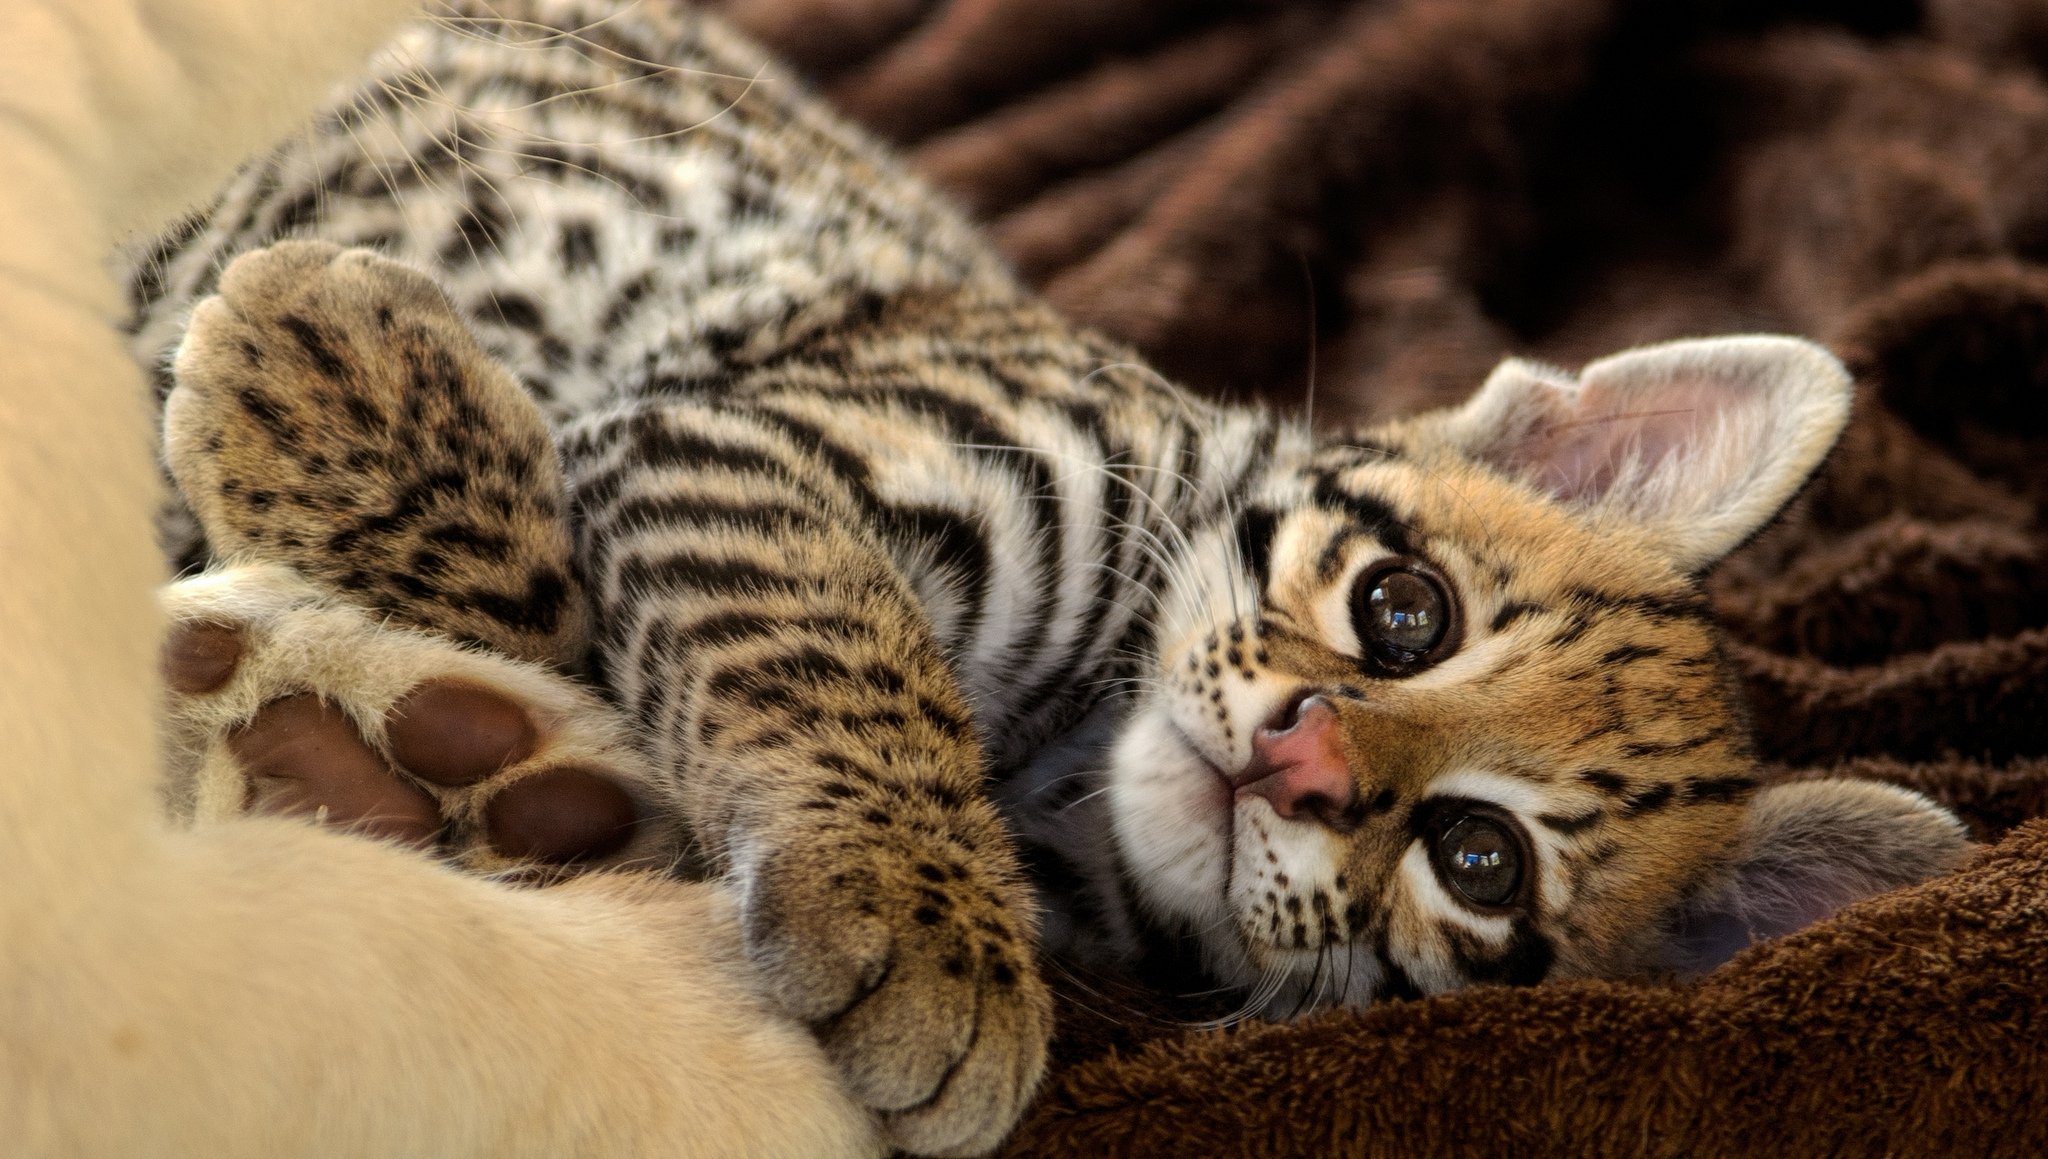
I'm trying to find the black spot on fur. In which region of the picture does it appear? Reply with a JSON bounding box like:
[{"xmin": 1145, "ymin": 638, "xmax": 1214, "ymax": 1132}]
[
  {"xmin": 1623, "ymin": 782, "xmax": 1674, "ymax": 814},
  {"xmin": 1579, "ymin": 769, "xmax": 1628, "ymax": 795},
  {"xmin": 539, "ymin": 334, "xmax": 573, "ymax": 370},
  {"xmin": 236, "ymin": 387, "xmax": 300, "ymax": 447},
  {"xmin": 558, "ymin": 220, "xmax": 601, "ymax": 271},
  {"xmin": 280, "ymin": 315, "xmax": 348, "ymax": 381},
  {"xmin": 601, "ymin": 272, "xmax": 655, "ymax": 334},
  {"xmin": 441, "ymin": 194, "xmax": 511, "ymax": 264},
  {"xmin": 1550, "ymin": 616, "xmax": 1592, "ymax": 648},
  {"xmin": 342, "ymin": 395, "xmax": 386, "ymax": 434},
  {"xmin": 422, "ymin": 522, "xmax": 514, "ymax": 559},
  {"xmin": 702, "ymin": 326, "xmax": 748, "ymax": 358},
  {"xmin": 1602, "ymin": 644, "xmax": 1663, "ymax": 666},
  {"xmin": 486, "ymin": 291, "xmax": 545, "ymax": 331}
]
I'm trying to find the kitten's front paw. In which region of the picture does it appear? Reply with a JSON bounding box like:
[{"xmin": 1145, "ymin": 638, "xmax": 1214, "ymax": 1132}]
[
  {"xmin": 166, "ymin": 239, "xmax": 588, "ymax": 668},
  {"xmin": 161, "ymin": 562, "xmax": 684, "ymax": 872},
  {"xmin": 745, "ymin": 835, "xmax": 1051, "ymax": 1156}
]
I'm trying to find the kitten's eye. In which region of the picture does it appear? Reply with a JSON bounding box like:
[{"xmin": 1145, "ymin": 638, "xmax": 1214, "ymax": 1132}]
[
  {"xmin": 1351, "ymin": 563, "xmax": 1454, "ymax": 670},
  {"xmin": 1433, "ymin": 814, "xmax": 1525, "ymax": 909}
]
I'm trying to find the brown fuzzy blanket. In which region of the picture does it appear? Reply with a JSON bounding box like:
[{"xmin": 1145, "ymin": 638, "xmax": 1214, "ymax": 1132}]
[{"xmin": 713, "ymin": 0, "xmax": 2048, "ymax": 1150}]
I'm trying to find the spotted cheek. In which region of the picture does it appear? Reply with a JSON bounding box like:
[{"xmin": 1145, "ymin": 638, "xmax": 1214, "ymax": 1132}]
[
  {"xmin": 1229, "ymin": 800, "xmax": 1348, "ymax": 952},
  {"xmin": 1163, "ymin": 627, "xmax": 1285, "ymax": 770}
]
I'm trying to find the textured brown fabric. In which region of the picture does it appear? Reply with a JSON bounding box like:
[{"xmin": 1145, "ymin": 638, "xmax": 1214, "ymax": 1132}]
[{"xmin": 712, "ymin": 0, "xmax": 2048, "ymax": 1150}]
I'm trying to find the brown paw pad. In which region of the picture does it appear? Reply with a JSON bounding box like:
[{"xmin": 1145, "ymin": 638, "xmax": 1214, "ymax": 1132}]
[
  {"xmin": 163, "ymin": 620, "xmax": 245, "ymax": 695},
  {"xmin": 229, "ymin": 682, "xmax": 639, "ymax": 865},
  {"xmin": 486, "ymin": 767, "xmax": 639, "ymax": 864},
  {"xmin": 387, "ymin": 679, "xmax": 538, "ymax": 786},
  {"xmin": 228, "ymin": 693, "xmax": 441, "ymax": 845}
]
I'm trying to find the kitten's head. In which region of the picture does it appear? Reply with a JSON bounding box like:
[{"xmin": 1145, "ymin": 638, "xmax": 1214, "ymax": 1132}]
[{"xmin": 1107, "ymin": 335, "xmax": 1966, "ymax": 1009}]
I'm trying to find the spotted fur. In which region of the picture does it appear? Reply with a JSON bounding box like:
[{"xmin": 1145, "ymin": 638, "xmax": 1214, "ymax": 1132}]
[{"xmin": 125, "ymin": 2, "xmax": 1968, "ymax": 1152}]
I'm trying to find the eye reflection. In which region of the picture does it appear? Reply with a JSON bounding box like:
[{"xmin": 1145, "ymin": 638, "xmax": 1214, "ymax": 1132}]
[
  {"xmin": 1433, "ymin": 814, "xmax": 1523, "ymax": 909},
  {"xmin": 1351, "ymin": 564, "xmax": 1453, "ymax": 670}
]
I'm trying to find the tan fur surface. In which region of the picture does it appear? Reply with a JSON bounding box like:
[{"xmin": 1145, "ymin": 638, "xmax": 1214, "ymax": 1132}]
[{"xmin": 0, "ymin": 0, "xmax": 874, "ymax": 1154}]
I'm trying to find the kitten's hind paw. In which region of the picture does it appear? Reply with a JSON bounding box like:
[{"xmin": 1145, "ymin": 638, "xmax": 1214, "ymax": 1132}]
[{"xmin": 161, "ymin": 562, "xmax": 685, "ymax": 872}]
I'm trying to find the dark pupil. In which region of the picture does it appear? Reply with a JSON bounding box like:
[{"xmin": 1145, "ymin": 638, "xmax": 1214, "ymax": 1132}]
[
  {"xmin": 1437, "ymin": 817, "xmax": 1521, "ymax": 907},
  {"xmin": 1367, "ymin": 569, "xmax": 1446, "ymax": 655}
]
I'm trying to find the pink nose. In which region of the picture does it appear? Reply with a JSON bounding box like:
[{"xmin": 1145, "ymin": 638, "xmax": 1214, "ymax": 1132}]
[{"xmin": 1235, "ymin": 694, "xmax": 1357, "ymax": 825}]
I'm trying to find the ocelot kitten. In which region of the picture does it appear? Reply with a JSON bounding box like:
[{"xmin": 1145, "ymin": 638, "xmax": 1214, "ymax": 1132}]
[{"xmin": 126, "ymin": 2, "xmax": 1967, "ymax": 1154}]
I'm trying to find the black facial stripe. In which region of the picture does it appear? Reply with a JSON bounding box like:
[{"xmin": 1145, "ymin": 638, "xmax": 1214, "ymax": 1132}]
[
  {"xmin": 1681, "ymin": 774, "xmax": 1757, "ymax": 804},
  {"xmin": 1312, "ymin": 525, "xmax": 1368, "ymax": 586},
  {"xmin": 1491, "ymin": 600, "xmax": 1546, "ymax": 632},
  {"xmin": 1620, "ymin": 728, "xmax": 1725, "ymax": 758},
  {"xmin": 1536, "ymin": 809, "xmax": 1605, "ymax": 834},
  {"xmin": 1372, "ymin": 928, "xmax": 1424, "ymax": 1002},
  {"xmin": 1452, "ymin": 923, "xmax": 1555, "ymax": 986},
  {"xmin": 1549, "ymin": 615, "xmax": 1592, "ymax": 648},
  {"xmin": 1232, "ymin": 506, "xmax": 1278, "ymax": 594},
  {"xmin": 1566, "ymin": 586, "xmax": 1713, "ymax": 624},
  {"xmin": 1308, "ymin": 473, "xmax": 1416, "ymax": 557},
  {"xmin": 1579, "ymin": 769, "xmax": 1629, "ymax": 795},
  {"xmin": 1249, "ymin": 615, "xmax": 1322, "ymax": 652},
  {"xmin": 1622, "ymin": 782, "xmax": 1674, "ymax": 814}
]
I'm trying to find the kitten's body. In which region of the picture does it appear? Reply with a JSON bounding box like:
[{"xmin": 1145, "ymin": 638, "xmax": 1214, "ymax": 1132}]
[
  {"xmin": 130, "ymin": 1, "xmax": 1254, "ymax": 769},
  {"xmin": 116, "ymin": 2, "xmax": 1964, "ymax": 1155}
]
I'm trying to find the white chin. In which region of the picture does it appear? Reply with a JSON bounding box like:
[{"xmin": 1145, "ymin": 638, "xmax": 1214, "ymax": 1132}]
[{"xmin": 1103, "ymin": 705, "xmax": 1237, "ymax": 938}]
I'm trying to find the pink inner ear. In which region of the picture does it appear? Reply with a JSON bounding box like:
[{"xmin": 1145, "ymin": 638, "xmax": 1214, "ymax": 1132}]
[{"xmin": 1504, "ymin": 376, "xmax": 1733, "ymax": 506}]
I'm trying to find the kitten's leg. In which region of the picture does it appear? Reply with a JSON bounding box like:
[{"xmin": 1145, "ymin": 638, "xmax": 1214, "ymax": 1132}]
[
  {"xmin": 684, "ymin": 562, "xmax": 1055, "ymax": 1157},
  {"xmin": 161, "ymin": 240, "xmax": 678, "ymax": 870},
  {"xmin": 577, "ymin": 422, "xmax": 1057, "ymax": 1152}
]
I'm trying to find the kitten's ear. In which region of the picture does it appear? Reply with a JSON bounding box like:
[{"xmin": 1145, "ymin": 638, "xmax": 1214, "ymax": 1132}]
[
  {"xmin": 1433, "ymin": 336, "xmax": 1852, "ymax": 572},
  {"xmin": 1652, "ymin": 780, "xmax": 1967, "ymax": 978}
]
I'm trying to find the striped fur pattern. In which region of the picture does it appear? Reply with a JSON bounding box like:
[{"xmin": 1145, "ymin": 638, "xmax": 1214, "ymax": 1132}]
[{"xmin": 123, "ymin": 1, "xmax": 1967, "ymax": 1151}]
